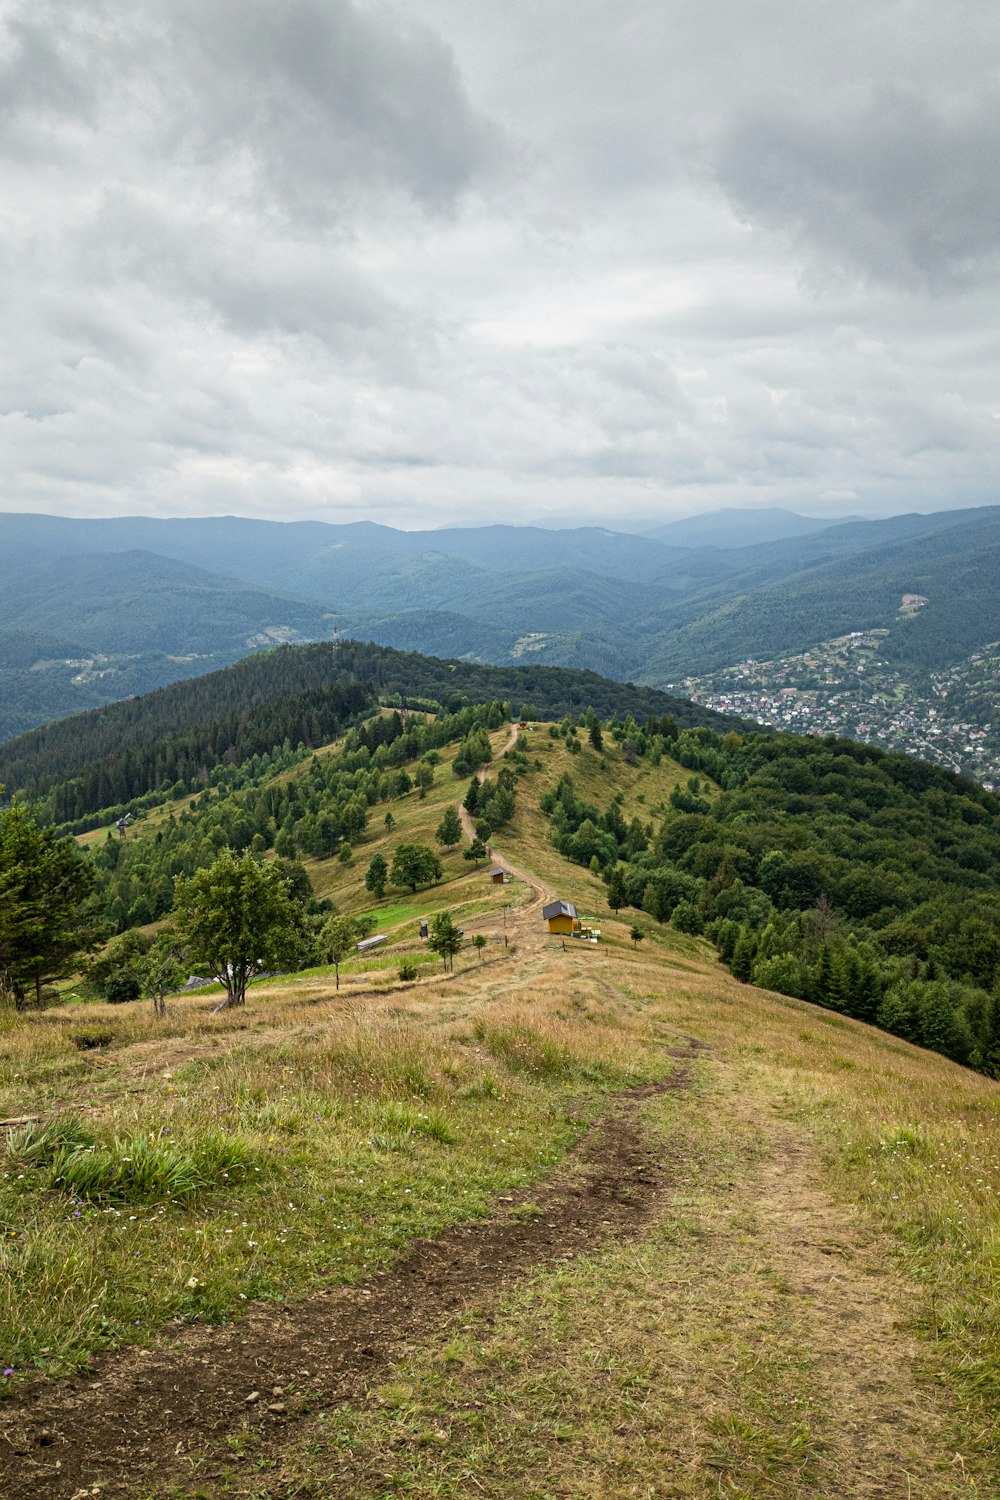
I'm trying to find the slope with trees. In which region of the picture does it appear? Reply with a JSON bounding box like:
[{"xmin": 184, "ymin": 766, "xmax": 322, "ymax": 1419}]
[
  {"xmin": 0, "ymin": 642, "xmax": 736, "ymax": 818},
  {"xmin": 539, "ymin": 719, "xmax": 1000, "ymax": 1075}
]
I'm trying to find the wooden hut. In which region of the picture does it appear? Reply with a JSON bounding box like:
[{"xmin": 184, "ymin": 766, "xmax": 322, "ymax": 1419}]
[
  {"xmin": 542, "ymin": 899, "xmax": 578, "ymax": 935},
  {"xmin": 489, "ymin": 867, "xmax": 506, "ymax": 885}
]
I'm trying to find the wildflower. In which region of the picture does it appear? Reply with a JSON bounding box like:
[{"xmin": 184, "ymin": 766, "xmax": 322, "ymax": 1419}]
[
  {"xmin": 186, "ymin": 1276, "xmax": 200, "ymax": 1288},
  {"xmin": 2, "ymin": 1369, "xmax": 12, "ymax": 1377}
]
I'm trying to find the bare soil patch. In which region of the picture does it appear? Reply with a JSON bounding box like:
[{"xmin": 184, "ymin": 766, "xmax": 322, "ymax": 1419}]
[{"xmin": 0, "ymin": 1067, "xmax": 691, "ymax": 1500}]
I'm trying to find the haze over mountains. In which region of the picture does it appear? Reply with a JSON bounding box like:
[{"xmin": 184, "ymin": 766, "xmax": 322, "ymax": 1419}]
[
  {"xmin": 641, "ymin": 507, "xmax": 861, "ymax": 548},
  {"xmin": 1, "ymin": 503, "xmax": 999, "ymax": 743}
]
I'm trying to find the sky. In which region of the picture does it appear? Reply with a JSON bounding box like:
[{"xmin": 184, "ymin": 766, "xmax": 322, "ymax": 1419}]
[{"xmin": 1, "ymin": 0, "xmax": 999, "ymax": 530}]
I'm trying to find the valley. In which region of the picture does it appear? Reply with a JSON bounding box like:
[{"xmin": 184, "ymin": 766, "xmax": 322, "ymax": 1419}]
[
  {"xmin": 679, "ymin": 633, "xmax": 1000, "ymax": 788},
  {"xmin": 4, "ymin": 506, "xmax": 1000, "ymax": 764}
]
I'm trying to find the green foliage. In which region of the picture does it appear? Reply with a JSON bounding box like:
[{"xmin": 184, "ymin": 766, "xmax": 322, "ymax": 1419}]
[
  {"xmin": 464, "ymin": 837, "xmax": 489, "ymax": 866},
  {"xmin": 0, "ymin": 803, "xmax": 102, "ymax": 1009},
  {"xmin": 428, "ymin": 911, "xmax": 463, "ymax": 972},
  {"xmin": 1, "ymin": 640, "xmax": 731, "ymax": 818},
  {"xmin": 320, "ymin": 913, "xmax": 360, "ymax": 991},
  {"xmin": 365, "ymin": 852, "xmax": 388, "ymax": 899},
  {"xmin": 436, "ymin": 806, "xmax": 463, "ymax": 848},
  {"xmin": 172, "ymin": 850, "xmax": 307, "ymax": 1008},
  {"xmin": 539, "ymin": 721, "xmax": 1000, "ymax": 1075},
  {"xmin": 390, "ymin": 843, "xmax": 443, "ymax": 893},
  {"xmin": 5, "ymin": 1118, "xmax": 258, "ymax": 1204}
]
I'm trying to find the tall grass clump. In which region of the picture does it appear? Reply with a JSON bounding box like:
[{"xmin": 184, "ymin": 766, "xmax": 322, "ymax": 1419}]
[{"xmin": 6, "ymin": 1119, "xmax": 260, "ymax": 1204}]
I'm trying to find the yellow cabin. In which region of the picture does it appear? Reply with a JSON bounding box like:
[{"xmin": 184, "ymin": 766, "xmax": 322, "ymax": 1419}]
[{"xmin": 543, "ymin": 899, "xmax": 578, "ymax": 935}]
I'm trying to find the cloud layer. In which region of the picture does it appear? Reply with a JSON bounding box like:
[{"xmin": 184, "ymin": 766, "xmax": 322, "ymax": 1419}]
[{"xmin": 1, "ymin": 0, "xmax": 998, "ymax": 527}]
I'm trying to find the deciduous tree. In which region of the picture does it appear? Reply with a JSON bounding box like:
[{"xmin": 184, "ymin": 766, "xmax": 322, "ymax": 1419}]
[
  {"xmin": 172, "ymin": 851, "xmax": 306, "ymax": 1009},
  {"xmin": 365, "ymin": 852, "xmax": 388, "ymax": 899},
  {"xmin": 390, "ymin": 843, "xmax": 443, "ymax": 893},
  {"xmin": 429, "ymin": 911, "xmax": 463, "ymax": 972},
  {"xmin": 320, "ymin": 913, "xmax": 359, "ymax": 992}
]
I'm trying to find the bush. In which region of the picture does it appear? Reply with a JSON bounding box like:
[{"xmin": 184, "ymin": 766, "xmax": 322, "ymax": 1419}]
[{"xmin": 105, "ymin": 970, "xmax": 142, "ymax": 1004}]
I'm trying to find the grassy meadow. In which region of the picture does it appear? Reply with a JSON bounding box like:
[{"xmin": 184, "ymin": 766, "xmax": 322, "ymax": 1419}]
[{"xmin": 3, "ymin": 726, "xmax": 1000, "ymax": 1495}]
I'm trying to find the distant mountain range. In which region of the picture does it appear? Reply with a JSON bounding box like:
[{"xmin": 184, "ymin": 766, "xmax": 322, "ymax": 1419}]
[
  {"xmin": 643, "ymin": 506, "xmax": 860, "ymax": 548},
  {"xmin": 1, "ymin": 504, "xmax": 998, "ymax": 742}
]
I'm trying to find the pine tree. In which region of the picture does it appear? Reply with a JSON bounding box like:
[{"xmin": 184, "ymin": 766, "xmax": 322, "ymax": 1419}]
[{"xmin": 731, "ymin": 931, "xmax": 755, "ymax": 983}]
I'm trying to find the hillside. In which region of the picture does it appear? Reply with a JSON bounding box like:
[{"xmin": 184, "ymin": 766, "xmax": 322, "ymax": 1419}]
[
  {"xmin": 0, "ymin": 545, "xmax": 337, "ymax": 742},
  {"xmin": 0, "ymin": 640, "xmax": 736, "ymax": 815},
  {"xmin": 2, "ymin": 721, "xmax": 999, "ymax": 1496},
  {"xmin": 639, "ymin": 509, "xmax": 1000, "ymax": 681},
  {"xmin": 5, "ymin": 506, "xmax": 1000, "ymax": 744}
]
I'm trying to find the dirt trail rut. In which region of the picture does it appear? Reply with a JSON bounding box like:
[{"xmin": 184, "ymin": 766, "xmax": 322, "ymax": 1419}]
[{"xmin": 0, "ymin": 1067, "xmax": 693, "ymax": 1500}]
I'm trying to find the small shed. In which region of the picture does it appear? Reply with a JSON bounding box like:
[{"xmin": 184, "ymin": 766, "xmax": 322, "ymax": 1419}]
[
  {"xmin": 542, "ymin": 899, "xmax": 578, "ymax": 935},
  {"xmin": 356, "ymin": 934, "xmax": 387, "ymax": 954},
  {"xmin": 418, "ymin": 917, "xmax": 429, "ymax": 939},
  {"xmin": 489, "ymin": 867, "xmax": 506, "ymax": 885}
]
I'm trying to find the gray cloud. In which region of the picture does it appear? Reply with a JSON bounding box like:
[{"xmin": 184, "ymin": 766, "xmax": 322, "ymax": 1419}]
[
  {"xmin": 715, "ymin": 86, "xmax": 1000, "ymax": 290},
  {"xmin": 0, "ymin": 0, "xmax": 497, "ymax": 216},
  {"xmin": 0, "ymin": 0, "xmax": 999, "ymax": 530}
]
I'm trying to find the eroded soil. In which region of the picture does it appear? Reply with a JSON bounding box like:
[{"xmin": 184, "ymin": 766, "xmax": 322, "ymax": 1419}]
[{"xmin": 0, "ymin": 1068, "xmax": 692, "ymax": 1500}]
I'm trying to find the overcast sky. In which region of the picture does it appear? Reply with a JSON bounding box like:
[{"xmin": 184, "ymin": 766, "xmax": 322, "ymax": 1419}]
[{"xmin": 1, "ymin": 0, "xmax": 998, "ymax": 529}]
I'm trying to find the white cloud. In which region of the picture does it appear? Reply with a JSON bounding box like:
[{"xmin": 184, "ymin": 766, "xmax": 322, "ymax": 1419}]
[{"xmin": 0, "ymin": 0, "xmax": 999, "ymax": 529}]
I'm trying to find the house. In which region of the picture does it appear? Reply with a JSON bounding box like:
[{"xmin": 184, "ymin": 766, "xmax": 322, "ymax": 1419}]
[
  {"xmin": 542, "ymin": 899, "xmax": 578, "ymax": 935},
  {"xmin": 489, "ymin": 867, "xmax": 506, "ymax": 885}
]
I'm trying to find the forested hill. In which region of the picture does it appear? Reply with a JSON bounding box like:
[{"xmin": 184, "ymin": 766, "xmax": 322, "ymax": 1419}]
[
  {"xmin": 540, "ymin": 721, "xmax": 1000, "ymax": 1074},
  {"xmin": 6, "ymin": 504, "xmax": 1000, "ymax": 743},
  {"xmin": 0, "ymin": 640, "xmax": 736, "ymax": 819}
]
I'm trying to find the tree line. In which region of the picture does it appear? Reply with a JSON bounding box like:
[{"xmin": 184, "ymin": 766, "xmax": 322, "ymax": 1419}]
[{"xmin": 541, "ymin": 720, "xmax": 1000, "ymax": 1075}]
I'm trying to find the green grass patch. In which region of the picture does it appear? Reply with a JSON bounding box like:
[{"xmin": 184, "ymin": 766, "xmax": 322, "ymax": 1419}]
[{"xmin": 0, "ymin": 1005, "xmax": 637, "ymax": 1388}]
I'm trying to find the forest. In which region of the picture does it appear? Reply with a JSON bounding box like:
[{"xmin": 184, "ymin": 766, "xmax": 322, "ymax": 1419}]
[
  {"xmin": 85, "ymin": 700, "xmax": 514, "ymax": 933},
  {"xmin": 541, "ymin": 720, "xmax": 1000, "ymax": 1075},
  {"xmin": 0, "ymin": 640, "xmax": 734, "ymax": 819}
]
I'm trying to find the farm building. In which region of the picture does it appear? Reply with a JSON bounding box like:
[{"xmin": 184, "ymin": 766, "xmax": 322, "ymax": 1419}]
[
  {"xmin": 356, "ymin": 934, "xmax": 387, "ymax": 954},
  {"xmin": 489, "ymin": 867, "xmax": 506, "ymax": 885},
  {"xmin": 542, "ymin": 899, "xmax": 578, "ymax": 935}
]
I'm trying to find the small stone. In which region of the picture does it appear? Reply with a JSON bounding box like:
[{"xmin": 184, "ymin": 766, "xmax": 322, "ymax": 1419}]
[
  {"xmin": 267, "ymin": 1402, "xmax": 286, "ymax": 1415},
  {"xmin": 244, "ymin": 1391, "xmax": 260, "ymax": 1404},
  {"xmin": 271, "ymin": 1385, "xmax": 284, "ymax": 1396}
]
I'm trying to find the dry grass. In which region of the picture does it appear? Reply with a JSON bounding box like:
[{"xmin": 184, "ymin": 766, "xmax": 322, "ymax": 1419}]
[{"xmin": 6, "ymin": 729, "xmax": 1000, "ymax": 1491}]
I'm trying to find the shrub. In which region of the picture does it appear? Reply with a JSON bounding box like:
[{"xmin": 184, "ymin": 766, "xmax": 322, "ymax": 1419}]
[{"xmin": 71, "ymin": 1027, "xmax": 117, "ymax": 1050}]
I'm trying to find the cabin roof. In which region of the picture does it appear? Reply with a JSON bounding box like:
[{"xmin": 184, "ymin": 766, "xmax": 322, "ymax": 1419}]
[
  {"xmin": 542, "ymin": 899, "xmax": 577, "ymax": 920},
  {"xmin": 356, "ymin": 934, "xmax": 388, "ymax": 952}
]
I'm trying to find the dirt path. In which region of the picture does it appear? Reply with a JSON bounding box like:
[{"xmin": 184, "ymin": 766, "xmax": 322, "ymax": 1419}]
[
  {"xmin": 736, "ymin": 1111, "xmax": 958, "ymax": 1493},
  {"xmin": 0, "ymin": 1070, "xmax": 692, "ymax": 1500},
  {"xmin": 458, "ymin": 724, "xmax": 556, "ymax": 942}
]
